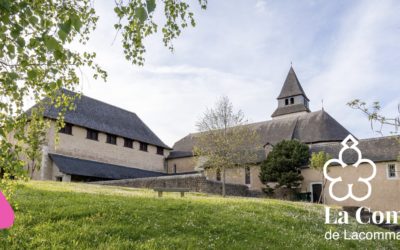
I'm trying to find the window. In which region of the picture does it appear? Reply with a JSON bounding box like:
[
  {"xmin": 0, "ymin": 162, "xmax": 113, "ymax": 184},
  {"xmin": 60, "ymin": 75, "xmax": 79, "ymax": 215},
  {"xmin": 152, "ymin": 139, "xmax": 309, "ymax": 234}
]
[
  {"xmin": 157, "ymin": 147, "xmax": 164, "ymax": 155},
  {"xmin": 216, "ymin": 169, "xmax": 221, "ymax": 181},
  {"xmin": 139, "ymin": 142, "xmax": 148, "ymax": 152},
  {"xmin": 285, "ymin": 99, "xmax": 289, "ymax": 105},
  {"xmin": 55, "ymin": 176, "xmax": 62, "ymax": 182},
  {"xmin": 86, "ymin": 129, "xmax": 98, "ymax": 141},
  {"xmin": 388, "ymin": 164, "xmax": 397, "ymax": 179},
  {"xmin": 290, "ymin": 97, "xmax": 294, "ymax": 104},
  {"xmin": 106, "ymin": 134, "xmax": 117, "ymax": 145},
  {"xmin": 59, "ymin": 123, "xmax": 73, "ymax": 135},
  {"xmin": 124, "ymin": 138, "xmax": 133, "ymax": 148},
  {"xmin": 173, "ymin": 164, "xmax": 177, "ymax": 174},
  {"xmin": 245, "ymin": 167, "xmax": 251, "ymax": 185}
]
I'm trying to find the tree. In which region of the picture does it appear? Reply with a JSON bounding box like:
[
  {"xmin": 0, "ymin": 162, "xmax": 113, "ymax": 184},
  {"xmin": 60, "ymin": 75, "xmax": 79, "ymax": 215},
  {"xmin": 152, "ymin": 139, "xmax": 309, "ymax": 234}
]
[
  {"xmin": 259, "ymin": 140, "xmax": 309, "ymax": 191},
  {"xmin": 194, "ymin": 96, "xmax": 261, "ymax": 197},
  {"xmin": 310, "ymin": 151, "xmax": 332, "ymax": 203},
  {"xmin": 348, "ymin": 99, "xmax": 399, "ymax": 161},
  {"xmin": 24, "ymin": 108, "xmax": 49, "ymax": 179},
  {"xmin": 348, "ymin": 100, "xmax": 399, "ymax": 135},
  {"xmin": 0, "ymin": 0, "xmax": 207, "ymax": 196}
]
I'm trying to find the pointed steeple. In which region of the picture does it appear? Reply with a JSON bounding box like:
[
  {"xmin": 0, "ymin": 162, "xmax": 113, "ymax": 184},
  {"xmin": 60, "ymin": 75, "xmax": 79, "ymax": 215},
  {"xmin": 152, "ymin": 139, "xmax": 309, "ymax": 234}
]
[
  {"xmin": 271, "ymin": 66, "xmax": 311, "ymax": 118},
  {"xmin": 277, "ymin": 66, "xmax": 309, "ymax": 101}
]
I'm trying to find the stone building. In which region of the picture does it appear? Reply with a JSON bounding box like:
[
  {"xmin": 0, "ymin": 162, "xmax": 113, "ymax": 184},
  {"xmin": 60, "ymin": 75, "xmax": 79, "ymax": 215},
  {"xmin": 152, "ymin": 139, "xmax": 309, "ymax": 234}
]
[
  {"xmin": 29, "ymin": 90, "xmax": 172, "ymax": 182},
  {"xmin": 167, "ymin": 67, "xmax": 400, "ymax": 210},
  {"xmin": 25, "ymin": 67, "xmax": 399, "ymax": 210}
]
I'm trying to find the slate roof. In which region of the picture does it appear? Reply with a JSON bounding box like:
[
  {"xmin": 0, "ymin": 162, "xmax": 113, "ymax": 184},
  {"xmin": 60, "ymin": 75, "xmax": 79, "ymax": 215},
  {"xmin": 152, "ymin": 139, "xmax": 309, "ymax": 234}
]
[
  {"xmin": 167, "ymin": 150, "xmax": 194, "ymax": 159},
  {"xmin": 168, "ymin": 110, "xmax": 351, "ymax": 159},
  {"xmin": 33, "ymin": 89, "xmax": 170, "ymax": 149},
  {"xmin": 49, "ymin": 154, "xmax": 167, "ymax": 179},
  {"xmin": 309, "ymin": 136, "xmax": 399, "ymax": 165},
  {"xmin": 277, "ymin": 66, "xmax": 309, "ymax": 100},
  {"xmin": 271, "ymin": 104, "xmax": 310, "ymax": 117}
]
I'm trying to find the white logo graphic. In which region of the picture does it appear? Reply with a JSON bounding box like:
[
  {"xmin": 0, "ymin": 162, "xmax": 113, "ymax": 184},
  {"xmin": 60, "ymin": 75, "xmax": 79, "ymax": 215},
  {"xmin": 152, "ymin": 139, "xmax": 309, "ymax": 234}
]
[{"xmin": 323, "ymin": 135, "xmax": 376, "ymax": 202}]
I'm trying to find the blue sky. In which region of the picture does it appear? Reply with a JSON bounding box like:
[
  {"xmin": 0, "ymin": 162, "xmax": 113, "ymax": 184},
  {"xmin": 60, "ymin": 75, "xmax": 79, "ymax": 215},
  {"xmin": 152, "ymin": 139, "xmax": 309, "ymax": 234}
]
[{"xmin": 75, "ymin": 0, "xmax": 400, "ymax": 146}]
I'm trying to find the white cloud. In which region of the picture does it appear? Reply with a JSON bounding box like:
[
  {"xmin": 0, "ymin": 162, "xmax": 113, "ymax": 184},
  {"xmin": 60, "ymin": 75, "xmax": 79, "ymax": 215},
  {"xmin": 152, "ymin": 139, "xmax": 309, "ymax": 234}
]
[
  {"xmin": 67, "ymin": 0, "xmax": 399, "ymax": 146},
  {"xmin": 307, "ymin": 0, "xmax": 400, "ymax": 138}
]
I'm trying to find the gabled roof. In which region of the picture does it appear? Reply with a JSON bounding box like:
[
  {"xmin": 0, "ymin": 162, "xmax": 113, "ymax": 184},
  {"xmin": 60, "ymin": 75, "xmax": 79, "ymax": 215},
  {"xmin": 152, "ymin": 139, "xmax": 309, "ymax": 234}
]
[
  {"xmin": 33, "ymin": 89, "xmax": 170, "ymax": 149},
  {"xmin": 277, "ymin": 67, "xmax": 309, "ymax": 100},
  {"xmin": 168, "ymin": 110, "xmax": 352, "ymax": 159},
  {"xmin": 49, "ymin": 154, "xmax": 166, "ymax": 179},
  {"xmin": 309, "ymin": 136, "xmax": 400, "ymax": 164}
]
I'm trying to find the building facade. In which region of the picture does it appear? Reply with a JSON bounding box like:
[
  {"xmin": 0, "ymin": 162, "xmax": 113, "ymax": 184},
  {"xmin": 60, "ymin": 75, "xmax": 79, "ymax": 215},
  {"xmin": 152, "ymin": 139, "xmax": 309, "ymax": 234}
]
[
  {"xmin": 25, "ymin": 67, "xmax": 399, "ymax": 210},
  {"xmin": 167, "ymin": 67, "xmax": 400, "ymax": 210},
  {"xmin": 29, "ymin": 90, "xmax": 171, "ymax": 182}
]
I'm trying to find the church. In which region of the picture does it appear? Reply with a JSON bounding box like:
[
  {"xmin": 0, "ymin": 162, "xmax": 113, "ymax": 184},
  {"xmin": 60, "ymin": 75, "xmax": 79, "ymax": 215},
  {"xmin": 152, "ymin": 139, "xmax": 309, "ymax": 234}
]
[
  {"xmin": 166, "ymin": 67, "xmax": 399, "ymax": 211},
  {"xmin": 167, "ymin": 66, "xmax": 354, "ymax": 185}
]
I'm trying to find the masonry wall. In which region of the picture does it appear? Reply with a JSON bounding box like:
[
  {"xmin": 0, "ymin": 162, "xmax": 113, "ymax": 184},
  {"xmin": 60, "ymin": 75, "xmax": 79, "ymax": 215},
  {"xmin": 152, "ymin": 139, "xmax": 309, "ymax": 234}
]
[
  {"xmin": 95, "ymin": 174, "xmax": 251, "ymax": 197},
  {"xmin": 38, "ymin": 120, "xmax": 169, "ymax": 180},
  {"xmin": 204, "ymin": 165, "xmax": 264, "ymax": 191},
  {"xmin": 301, "ymin": 161, "xmax": 400, "ymax": 211},
  {"xmin": 166, "ymin": 157, "xmax": 197, "ymax": 173}
]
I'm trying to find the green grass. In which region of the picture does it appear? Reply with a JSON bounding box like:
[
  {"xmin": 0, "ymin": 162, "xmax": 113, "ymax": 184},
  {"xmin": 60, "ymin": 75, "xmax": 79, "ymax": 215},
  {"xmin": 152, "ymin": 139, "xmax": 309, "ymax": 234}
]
[{"xmin": 0, "ymin": 181, "xmax": 399, "ymax": 249}]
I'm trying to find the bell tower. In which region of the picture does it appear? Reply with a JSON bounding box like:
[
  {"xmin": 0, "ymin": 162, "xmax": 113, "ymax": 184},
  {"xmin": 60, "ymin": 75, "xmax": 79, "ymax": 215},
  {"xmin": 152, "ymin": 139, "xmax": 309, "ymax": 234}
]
[{"xmin": 271, "ymin": 66, "xmax": 310, "ymax": 118}]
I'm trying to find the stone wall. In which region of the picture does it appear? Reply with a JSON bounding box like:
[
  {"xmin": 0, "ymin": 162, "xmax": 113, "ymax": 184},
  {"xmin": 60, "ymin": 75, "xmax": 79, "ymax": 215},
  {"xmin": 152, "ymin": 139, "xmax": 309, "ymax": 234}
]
[
  {"xmin": 44, "ymin": 120, "xmax": 169, "ymax": 175},
  {"xmin": 166, "ymin": 157, "xmax": 197, "ymax": 174},
  {"xmin": 301, "ymin": 161, "xmax": 400, "ymax": 211},
  {"xmin": 204, "ymin": 165, "xmax": 265, "ymax": 191},
  {"xmin": 94, "ymin": 173, "xmax": 252, "ymax": 197}
]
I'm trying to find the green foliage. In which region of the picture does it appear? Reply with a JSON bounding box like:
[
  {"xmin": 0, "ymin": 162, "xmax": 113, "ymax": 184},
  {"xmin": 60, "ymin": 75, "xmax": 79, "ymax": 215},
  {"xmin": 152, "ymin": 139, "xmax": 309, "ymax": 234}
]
[
  {"xmin": 0, "ymin": 0, "xmax": 105, "ymax": 191},
  {"xmin": 309, "ymin": 151, "xmax": 332, "ymax": 203},
  {"xmin": 0, "ymin": 181, "xmax": 398, "ymax": 249},
  {"xmin": 260, "ymin": 140, "xmax": 309, "ymax": 189},
  {"xmin": 24, "ymin": 108, "xmax": 50, "ymax": 178},
  {"xmin": 310, "ymin": 151, "xmax": 332, "ymax": 172},
  {"xmin": 114, "ymin": 0, "xmax": 207, "ymax": 65},
  {"xmin": 0, "ymin": 0, "xmax": 207, "ymax": 199}
]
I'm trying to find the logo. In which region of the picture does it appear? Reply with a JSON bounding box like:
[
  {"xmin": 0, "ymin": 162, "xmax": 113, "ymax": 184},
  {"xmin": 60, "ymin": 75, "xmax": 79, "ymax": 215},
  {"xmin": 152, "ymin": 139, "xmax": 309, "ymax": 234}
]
[
  {"xmin": 323, "ymin": 135, "xmax": 377, "ymax": 202},
  {"xmin": 0, "ymin": 191, "xmax": 15, "ymax": 229}
]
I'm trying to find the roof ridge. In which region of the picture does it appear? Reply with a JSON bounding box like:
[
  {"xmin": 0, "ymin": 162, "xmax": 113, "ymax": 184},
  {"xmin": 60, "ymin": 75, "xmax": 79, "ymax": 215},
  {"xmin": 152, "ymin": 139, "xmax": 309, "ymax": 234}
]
[
  {"xmin": 359, "ymin": 135, "xmax": 400, "ymax": 142},
  {"xmin": 73, "ymin": 90, "xmax": 140, "ymax": 118},
  {"xmin": 178, "ymin": 110, "xmax": 328, "ymax": 139}
]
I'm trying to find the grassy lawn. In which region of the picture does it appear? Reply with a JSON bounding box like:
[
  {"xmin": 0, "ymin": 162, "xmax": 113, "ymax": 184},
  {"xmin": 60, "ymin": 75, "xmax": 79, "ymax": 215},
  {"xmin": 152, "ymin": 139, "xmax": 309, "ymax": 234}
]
[{"xmin": 0, "ymin": 181, "xmax": 399, "ymax": 249}]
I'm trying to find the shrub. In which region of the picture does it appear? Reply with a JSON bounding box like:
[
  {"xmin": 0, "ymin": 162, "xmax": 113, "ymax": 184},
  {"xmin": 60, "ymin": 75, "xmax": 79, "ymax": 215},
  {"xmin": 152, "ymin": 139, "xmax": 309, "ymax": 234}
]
[{"xmin": 259, "ymin": 140, "xmax": 309, "ymax": 190}]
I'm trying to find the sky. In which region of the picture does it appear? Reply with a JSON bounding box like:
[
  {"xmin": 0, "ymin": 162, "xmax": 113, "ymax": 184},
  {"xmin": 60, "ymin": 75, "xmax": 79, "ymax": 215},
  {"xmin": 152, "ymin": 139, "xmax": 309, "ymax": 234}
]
[{"xmin": 73, "ymin": 0, "xmax": 400, "ymax": 147}]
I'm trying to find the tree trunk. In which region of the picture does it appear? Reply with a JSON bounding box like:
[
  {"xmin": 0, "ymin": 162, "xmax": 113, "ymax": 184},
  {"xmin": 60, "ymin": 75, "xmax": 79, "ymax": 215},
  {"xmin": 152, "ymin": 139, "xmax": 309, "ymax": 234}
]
[
  {"xmin": 222, "ymin": 166, "xmax": 226, "ymax": 197},
  {"xmin": 318, "ymin": 174, "xmax": 326, "ymax": 204},
  {"xmin": 30, "ymin": 160, "xmax": 35, "ymax": 179}
]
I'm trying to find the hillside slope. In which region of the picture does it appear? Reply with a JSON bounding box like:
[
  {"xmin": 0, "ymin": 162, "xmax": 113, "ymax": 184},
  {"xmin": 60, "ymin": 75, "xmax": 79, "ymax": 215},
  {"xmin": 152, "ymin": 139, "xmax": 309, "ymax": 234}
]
[{"xmin": 0, "ymin": 181, "xmax": 398, "ymax": 249}]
